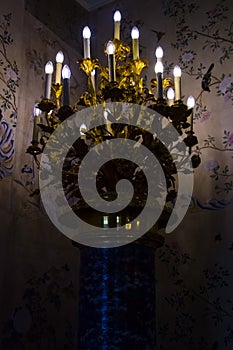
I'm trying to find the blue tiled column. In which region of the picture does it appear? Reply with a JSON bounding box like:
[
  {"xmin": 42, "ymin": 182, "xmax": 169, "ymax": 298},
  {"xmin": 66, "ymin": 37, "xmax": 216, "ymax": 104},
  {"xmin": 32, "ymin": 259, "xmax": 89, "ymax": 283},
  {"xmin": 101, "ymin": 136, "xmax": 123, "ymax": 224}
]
[{"xmin": 78, "ymin": 244, "xmax": 156, "ymax": 349}]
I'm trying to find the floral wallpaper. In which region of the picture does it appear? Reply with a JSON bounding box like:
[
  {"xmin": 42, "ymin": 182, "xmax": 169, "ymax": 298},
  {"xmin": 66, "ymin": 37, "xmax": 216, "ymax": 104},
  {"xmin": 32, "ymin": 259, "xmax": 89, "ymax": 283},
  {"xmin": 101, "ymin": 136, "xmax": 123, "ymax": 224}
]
[
  {"xmin": 156, "ymin": 231, "xmax": 233, "ymax": 349},
  {"xmin": 162, "ymin": 0, "xmax": 233, "ymax": 207},
  {"xmin": 1, "ymin": 264, "xmax": 77, "ymax": 350},
  {"xmin": 11, "ymin": 9, "xmax": 87, "ymax": 221},
  {"xmin": 0, "ymin": 13, "xmax": 19, "ymax": 179}
]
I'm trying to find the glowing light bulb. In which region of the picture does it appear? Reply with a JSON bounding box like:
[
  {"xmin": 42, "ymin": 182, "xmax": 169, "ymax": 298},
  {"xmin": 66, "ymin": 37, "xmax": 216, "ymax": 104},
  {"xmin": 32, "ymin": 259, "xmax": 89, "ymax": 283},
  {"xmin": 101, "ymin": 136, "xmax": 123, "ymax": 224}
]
[
  {"xmin": 83, "ymin": 26, "xmax": 91, "ymax": 59},
  {"xmin": 33, "ymin": 105, "xmax": 41, "ymax": 116},
  {"xmin": 45, "ymin": 61, "xmax": 53, "ymax": 74},
  {"xmin": 106, "ymin": 41, "xmax": 116, "ymax": 55},
  {"xmin": 131, "ymin": 27, "xmax": 140, "ymax": 60},
  {"xmin": 113, "ymin": 10, "xmax": 121, "ymax": 22},
  {"xmin": 32, "ymin": 104, "xmax": 41, "ymax": 142},
  {"xmin": 154, "ymin": 61, "xmax": 164, "ymax": 74},
  {"xmin": 173, "ymin": 65, "xmax": 182, "ymax": 100},
  {"xmin": 173, "ymin": 65, "xmax": 182, "ymax": 77},
  {"xmin": 131, "ymin": 26, "xmax": 139, "ymax": 39},
  {"xmin": 104, "ymin": 110, "xmax": 108, "ymax": 120},
  {"xmin": 155, "ymin": 46, "xmax": 163, "ymax": 59},
  {"xmin": 167, "ymin": 87, "xmax": 175, "ymax": 100},
  {"xmin": 82, "ymin": 26, "xmax": 91, "ymax": 39},
  {"xmin": 62, "ymin": 65, "xmax": 71, "ymax": 79},
  {"xmin": 113, "ymin": 10, "xmax": 121, "ymax": 40},
  {"xmin": 80, "ymin": 123, "xmax": 87, "ymax": 135},
  {"xmin": 56, "ymin": 51, "xmax": 64, "ymax": 63},
  {"xmin": 44, "ymin": 61, "xmax": 53, "ymax": 98},
  {"xmin": 187, "ymin": 95, "xmax": 195, "ymax": 109}
]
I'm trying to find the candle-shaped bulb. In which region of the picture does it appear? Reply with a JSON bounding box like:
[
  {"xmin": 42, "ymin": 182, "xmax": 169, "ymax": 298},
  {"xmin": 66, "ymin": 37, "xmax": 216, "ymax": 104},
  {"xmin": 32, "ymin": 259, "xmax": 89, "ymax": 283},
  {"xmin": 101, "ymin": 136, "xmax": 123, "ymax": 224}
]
[
  {"xmin": 113, "ymin": 10, "xmax": 121, "ymax": 22},
  {"xmin": 104, "ymin": 110, "xmax": 108, "ymax": 120},
  {"xmin": 113, "ymin": 10, "xmax": 121, "ymax": 39},
  {"xmin": 82, "ymin": 26, "xmax": 91, "ymax": 59},
  {"xmin": 45, "ymin": 61, "xmax": 53, "ymax": 74},
  {"xmin": 167, "ymin": 87, "xmax": 175, "ymax": 105},
  {"xmin": 62, "ymin": 64, "xmax": 71, "ymax": 79},
  {"xmin": 83, "ymin": 26, "xmax": 91, "ymax": 39},
  {"xmin": 173, "ymin": 65, "xmax": 182, "ymax": 100},
  {"xmin": 173, "ymin": 65, "xmax": 182, "ymax": 77},
  {"xmin": 56, "ymin": 51, "xmax": 64, "ymax": 63},
  {"xmin": 80, "ymin": 123, "xmax": 87, "ymax": 135},
  {"xmin": 131, "ymin": 27, "xmax": 140, "ymax": 60},
  {"xmin": 55, "ymin": 51, "xmax": 64, "ymax": 84},
  {"xmin": 62, "ymin": 65, "xmax": 71, "ymax": 106},
  {"xmin": 131, "ymin": 26, "xmax": 139, "ymax": 39},
  {"xmin": 90, "ymin": 69, "xmax": 96, "ymax": 91},
  {"xmin": 187, "ymin": 95, "xmax": 195, "ymax": 109},
  {"xmin": 155, "ymin": 62, "xmax": 164, "ymax": 99},
  {"xmin": 167, "ymin": 87, "xmax": 175, "ymax": 100},
  {"xmin": 187, "ymin": 95, "xmax": 195, "ymax": 134},
  {"xmin": 44, "ymin": 61, "xmax": 53, "ymax": 98},
  {"xmin": 32, "ymin": 104, "xmax": 41, "ymax": 142},
  {"xmin": 106, "ymin": 41, "xmax": 116, "ymax": 55},
  {"xmin": 106, "ymin": 41, "xmax": 116, "ymax": 82},
  {"xmin": 155, "ymin": 46, "xmax": 163, "ymax": 59},
  {"xmin": 33, "ymin": 105, "xmax": 41, "ymax": 117},
  {"xmin": 154, "ymin": 61, "xmax": 164, "ymax": 74}
]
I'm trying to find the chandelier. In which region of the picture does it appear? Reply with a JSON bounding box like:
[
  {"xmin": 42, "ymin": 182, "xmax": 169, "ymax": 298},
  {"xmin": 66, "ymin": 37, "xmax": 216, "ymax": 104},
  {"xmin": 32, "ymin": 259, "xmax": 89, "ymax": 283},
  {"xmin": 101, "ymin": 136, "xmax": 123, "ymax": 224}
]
[{"xmin": 27, "ymin": 10, "xmax": 201, "ymax": 240}]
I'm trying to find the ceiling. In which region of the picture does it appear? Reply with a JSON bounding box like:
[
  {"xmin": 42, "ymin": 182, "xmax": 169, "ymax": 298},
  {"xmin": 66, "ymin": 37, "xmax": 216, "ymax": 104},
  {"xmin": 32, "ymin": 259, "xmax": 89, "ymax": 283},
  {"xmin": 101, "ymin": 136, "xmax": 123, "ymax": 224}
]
[{"xmin": 76, "ymin": 0, "xmax": 114, "ymax": 11}]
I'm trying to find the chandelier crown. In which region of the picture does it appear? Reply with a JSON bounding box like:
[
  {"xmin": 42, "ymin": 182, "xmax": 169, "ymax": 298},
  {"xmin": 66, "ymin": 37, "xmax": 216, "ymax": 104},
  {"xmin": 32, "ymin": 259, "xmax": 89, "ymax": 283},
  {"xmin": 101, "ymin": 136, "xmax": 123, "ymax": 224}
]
[{"xmin": 27, "ymin": 10, "xmax": 201, "ymax": 233}]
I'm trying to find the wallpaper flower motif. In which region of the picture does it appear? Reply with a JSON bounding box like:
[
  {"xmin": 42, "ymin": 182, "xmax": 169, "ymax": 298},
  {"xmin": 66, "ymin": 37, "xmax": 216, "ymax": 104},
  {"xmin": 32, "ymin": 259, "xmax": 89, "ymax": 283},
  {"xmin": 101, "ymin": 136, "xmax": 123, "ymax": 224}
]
[
  {"xmin": 0, "ymin": 112, "xmax": 14, "ymax": 178},
  {"xmin": 219, "ymin": 76, "xmax": 233, "ymax": 94},
  {"xmin": 0, "ymin": 13, "xmax": 19, "ymax": 179}
]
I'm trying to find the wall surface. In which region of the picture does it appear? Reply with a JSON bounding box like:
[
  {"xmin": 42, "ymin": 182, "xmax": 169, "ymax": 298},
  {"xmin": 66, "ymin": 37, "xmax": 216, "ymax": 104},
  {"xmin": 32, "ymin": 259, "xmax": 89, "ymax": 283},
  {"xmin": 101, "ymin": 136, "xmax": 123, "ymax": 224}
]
[
  {"xmin": 0, "ymin": 0, "xmax": 233, "ymax": 349},
  {"xmin": 0, "ymin": 0, "xmax": 84, "ymax": 348},
  {"xmin": 90, "ymin": 1, "xmax": 233, "ymax": 349}
]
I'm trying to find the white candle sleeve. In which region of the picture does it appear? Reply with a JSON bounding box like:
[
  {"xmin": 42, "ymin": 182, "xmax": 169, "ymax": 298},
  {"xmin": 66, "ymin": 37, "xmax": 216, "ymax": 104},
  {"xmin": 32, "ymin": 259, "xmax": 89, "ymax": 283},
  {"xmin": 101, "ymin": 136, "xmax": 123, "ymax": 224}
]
[
  {"xmin": 131, "ymin": 27, "xmax": 140, "ymax": 60},
  {"xmin": 55, "ymin": 51, "xmax": 64, "ymax": 84},
  {"xmin": 32, "ymin": 106, "xmax": 41, "ymax": 142},
  {"xmin": 83, "ymin": 26, "xmax": 91, "ymax": 59},
  {"xmin": 106, "ymin": 41, "xmax": 116, "ymax": 82},
  {"xmin": 155, "ymin": 61, "xmax": 164, "ymax": 99},
  {"xmin": 173, "ymin": 65, "xmax": 182, "ymax": 100},
  {"xmin": 44, "ymin": 73, "xmax": 52, "ymax": 99},
  {"xmin": 44, "ymin": 61, "xmax": 53, "ymax": 99},
  {"xmin": 62, "ymin": 65, "xmax": 71, "ymax": 106},
  {"xmin": 114, "ymin": 10, "xmax": 121, "ymax": 40}
]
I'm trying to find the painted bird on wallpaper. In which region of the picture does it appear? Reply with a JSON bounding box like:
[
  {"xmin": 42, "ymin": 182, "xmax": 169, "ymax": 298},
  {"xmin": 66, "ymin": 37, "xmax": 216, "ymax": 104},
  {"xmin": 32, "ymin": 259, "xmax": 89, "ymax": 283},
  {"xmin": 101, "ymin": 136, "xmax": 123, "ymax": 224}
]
[
  {"xmin": 151, "ymin": 29, "xmax": 165, "ymax": 43},
  {"xmin": 201, "ymin": 63, "xmax": 215, "ymax": 92}
]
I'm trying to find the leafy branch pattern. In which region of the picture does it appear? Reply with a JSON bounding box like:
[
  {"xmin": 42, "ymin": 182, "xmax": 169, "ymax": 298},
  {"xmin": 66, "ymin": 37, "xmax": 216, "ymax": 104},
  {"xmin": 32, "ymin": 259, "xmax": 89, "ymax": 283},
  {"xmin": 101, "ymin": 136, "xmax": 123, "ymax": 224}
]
[
  {"xmin": 0, "ymin": 13, "xmax": 19, "ymax": 123},
  {"xmin": 157, "ymin": 240, "xmax": 233, "ymax": 349},
  {"xmin": 0, "ymin": 13, "xmax": 19, "ymax": 179},
  {"xmin": 1, "ymin": 264, "xmax": 77, "ymax": 350},
  {"xmin": 163, "ymin": 0, "xmax": 233, "ymax": 200}
]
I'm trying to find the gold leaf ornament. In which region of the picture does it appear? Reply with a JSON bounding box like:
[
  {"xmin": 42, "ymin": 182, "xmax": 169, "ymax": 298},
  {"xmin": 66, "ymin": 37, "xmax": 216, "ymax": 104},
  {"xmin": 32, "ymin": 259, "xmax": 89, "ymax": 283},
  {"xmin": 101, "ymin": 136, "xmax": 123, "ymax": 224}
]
[
  {"xmin": 104, "ymin": 39, "xmax": 130, "ymax": 61},
  {"xmin": 51, "ymin": 83, "xmax": 63, "ymax": 100},
  {"xmin": 131, "ymin": 59, "xmax": 148, "ymax": 75},
  {"xmin": 78, "ymin": 58, "xmax": 100, "ymax": 76}
]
